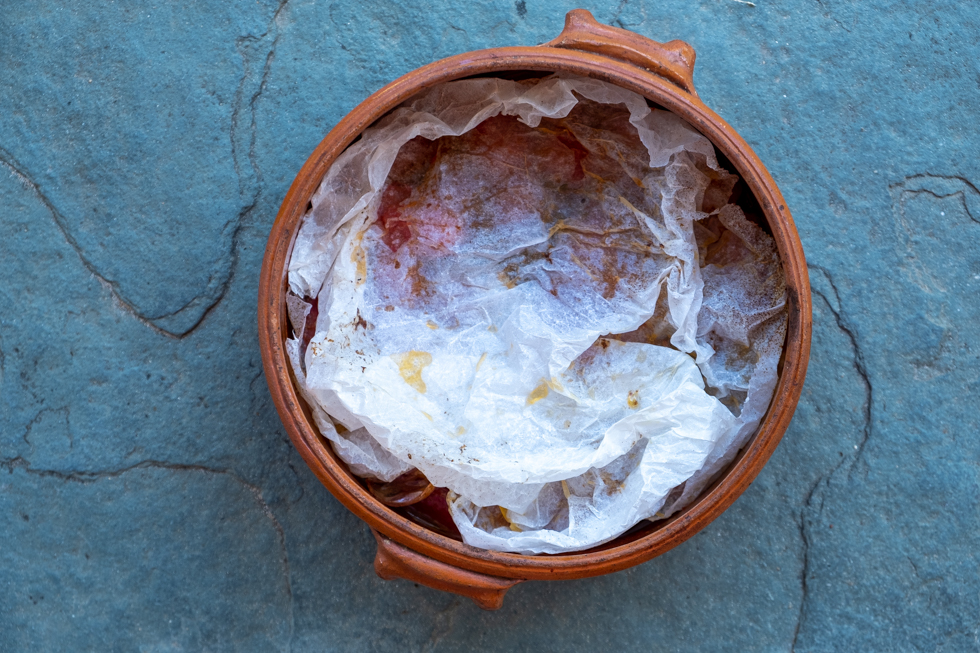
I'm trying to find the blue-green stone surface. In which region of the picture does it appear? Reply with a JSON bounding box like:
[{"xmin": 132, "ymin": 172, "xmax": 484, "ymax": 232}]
[{"xmin": 1, "ymin": 1, "xmax": 977, "ymax": 650}]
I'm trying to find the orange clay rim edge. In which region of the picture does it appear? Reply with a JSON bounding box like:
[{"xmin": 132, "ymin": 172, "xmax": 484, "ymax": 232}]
[{"xmin": 258, "ymin": 46, "xmax": 812, "ymax": 581}]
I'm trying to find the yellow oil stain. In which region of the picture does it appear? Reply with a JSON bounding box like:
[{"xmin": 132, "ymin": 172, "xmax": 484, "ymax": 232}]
[
  {"xmin": 454, "ymin": 426, "xmax": 466, "ymax": 437},
  {"xmin": 547, "ymin": 219, "xmax": 567, "ymax": 239},
  {"xmin": 499, "ymin": 507, "xmax": 522, "ymax": 532},
  {"xmin": 547, "ymin": 376, "xmax": 564, "ymax": 392},
  {"xmin": 561, "ymin": 480, "xmax": 571, "ymax": 499},
  {"xmin": 487, "ymin": 324, "xmax": 497, "ymax": 333},
  {"xmin": 618, "ymin": 195, "xmax": 644, "ymax": 221},
  {"xmin": 583, "ymin": 168, "xmax": 606, "ymax": 185},
  {"xmin": 350, "ymin": 231, "xmax": 367, "ymax": 285},
  {"xmin": 392, "ymin": 350, "xmax": 433, "ymax": 394},
  {"xmin": 526, "ymin": 379, "xmax": 550, "ymax": 405},
  {"xmin": 421, "ymin": 411, "xmax": 433, "ymax": 421},
  {"xmin": 426, "ymin": 320, "xmax": 438, "ymax": 330},
  {"xmin": 567, "ymin": 251, "xmax": 600, "ymax": 283},
  {"xmin": 475, "ymin": 352, "xmax": 487, "ymax": 373},
  {"xmin": 627, "ymin": 389, "xmax": 640, "ymax": 409}
]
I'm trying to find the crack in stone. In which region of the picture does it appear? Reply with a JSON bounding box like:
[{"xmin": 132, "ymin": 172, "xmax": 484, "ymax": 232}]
[
  {"xmin": 888, "ymin": 174, "xmax": 980, "ymax": 298},
  {"xmin": 187, "ymin": 0, "xmax": 293, "ymax": 351},
  {"xmin": 19, "ymin": 406, "xmax": 72, "ymax": 456},
  {"xmin": 177, "ymin": 213, "xmax": 249, "ymax": 339},
  {"xmin": 0, "ymin": 139, "xmax": 245, "ymax": 339},
  {"xmin": 249, "ymin": 367, "xmax": 269, "ymax": 417},
  {"xmin": 284, "ymin": 460, "xmax": 306, "ymax": 506},
  {"xmin": 175, "ymin": 0, "xmax": 293, "ymax": 343},
  {"xmin": 609, "ymin": 0, "xmax": 649, "ymax": 29},
  {"xmin": 0, "ymin": 455, "xmax": 294, "ymax": 652},
  {"xmin": 0, "ymin": 0, "xmax": 292, "ymax": 340},
  {"xmin": 810, "ymin": 265, "xmax": 873, "ymax": 466},
  {"xmin": 791, "ymin": 481, "xmax": 814, "ymax": 652},
  {"xmin": 234, "ymin": 0, "xmax": 291, "ymax": 190},
  {"xmin": 813, "ymin": 0, "xmax": 853, "ymax": 33},
  {"xmin": 0, "ymin": 144, "xmax": 232, "ymax": 339},
  {"xmin": 108, "ymin": 0, "xmax": 294, "ymax": 339},
  {"xmin": 889, "ymin": 174, "xmax": 980, "ymax": 224},
  {"xmin": 0, "ymin": 146, "xmax": 184, "ymax": 340},
  {"xmin": 611, "ymin": 0, "xmax": 631, "ymax": 29},
  {"xmin": 790, "ymin": 265, "xmax": 874, "ymax": 652}
]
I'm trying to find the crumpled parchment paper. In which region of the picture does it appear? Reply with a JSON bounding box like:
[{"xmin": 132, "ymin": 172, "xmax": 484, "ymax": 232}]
[{"xmin": 285, "ymin": 75, "xmax": 787, "ymax": 554}]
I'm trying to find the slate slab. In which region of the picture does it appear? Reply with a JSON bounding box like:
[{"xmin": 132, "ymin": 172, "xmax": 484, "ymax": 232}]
[{"xmin": 1, "ymin": 0, "xmax": 978, "ymax": 651}]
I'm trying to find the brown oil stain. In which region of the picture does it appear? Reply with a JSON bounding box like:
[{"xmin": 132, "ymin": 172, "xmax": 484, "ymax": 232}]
[
  {"xmin": 547, "ymin": 219, "xmax": 568, "ymax": 239},
  {"xmin": 526, "ymin": 379, "xmax": 550, "ymax": 405},
  {"xmin": 406, "ymin": 260, "xmax": 435, "ymax": 305},
  {"xmin": 627, "ymin": 389, "xmax": 640, "ymax": 409},
  {"xmin": 497, "ymin": 270, "xmax": 518, "ymax": 289},
  {"xmin": 393, "ymin": 350, "xmax": 433, "ymax": 394},
  {"xmin": 353, "ymin": 309, "xmax": 368, "ymax": 330},
  {"xmin": 599, "ymin": 471, "xmax": 626, "ymax": 494},
  {"xmin": 617, "ymin": 194, "xmax": 642, "ymax": 216},
  {"xmin": 583, "ymin": 168, "xmax": 606, "ymax": 185},
  {"xmin": 567, "ymin": 251, "xmax": 601, "ymax": 283}
]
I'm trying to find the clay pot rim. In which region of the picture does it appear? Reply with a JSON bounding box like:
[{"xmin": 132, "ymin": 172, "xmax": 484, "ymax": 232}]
[{"xmin": 258, "ymin": 45, "xmax": 811, "ymax": 581}]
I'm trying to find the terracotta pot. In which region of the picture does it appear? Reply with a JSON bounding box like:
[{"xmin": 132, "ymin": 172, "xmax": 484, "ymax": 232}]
[{"xmin": 258, "ymin": 9, "xmax": 811, "ymax": 610}]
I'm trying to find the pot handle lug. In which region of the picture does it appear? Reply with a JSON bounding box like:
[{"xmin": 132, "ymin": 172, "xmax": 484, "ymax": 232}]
[
  {"xmin": 371, "ymin": 529, "xmax": 522, "ymax": 610},
  {"xmin": 544, "ymin": 9, "xmax": 697, "ymax": 96}
]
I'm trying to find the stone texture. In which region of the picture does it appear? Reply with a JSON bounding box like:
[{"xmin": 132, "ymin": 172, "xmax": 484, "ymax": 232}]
[
  {"xmin": 0, "ymin": 465, "xmax": 292, "ymax": 652},
  {"xmin": 1, "ymin": 0, "xmax": 977, "ymax": 651}
]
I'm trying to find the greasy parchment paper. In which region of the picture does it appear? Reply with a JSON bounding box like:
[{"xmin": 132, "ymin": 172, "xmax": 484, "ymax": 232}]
[{"xmin": 285, "ymin": 75, "xmax": 786, "ymax": 554}]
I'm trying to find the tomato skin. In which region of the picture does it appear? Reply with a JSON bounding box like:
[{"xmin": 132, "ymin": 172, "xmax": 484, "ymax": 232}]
[
  {"xmin": 381, "ymin": 220, "xmax": 413, "ymax": 253},
  {"xmin": 556, "ymin": 130, "xmax": 588, "ymax": 182},
  {"xmin": 398, "ymin": 487, "xmax": 462, "ymax": 540},
  {"xmin": 300, "ymin": 295, "xmax": 319, "ymax": 353},
  {"xmin": 377, "ymin": 183, "xmax": 414, "ymax": 253}
]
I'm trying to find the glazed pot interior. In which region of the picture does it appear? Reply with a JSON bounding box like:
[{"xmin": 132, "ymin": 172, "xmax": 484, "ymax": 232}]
[
  {"xmin": 284, "ymin": 67, "xmax": 785, "ymax": 557},
  {"xmin": 258, "ymin": 35, "xmax": 810, "ymax": 580}
]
